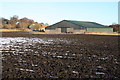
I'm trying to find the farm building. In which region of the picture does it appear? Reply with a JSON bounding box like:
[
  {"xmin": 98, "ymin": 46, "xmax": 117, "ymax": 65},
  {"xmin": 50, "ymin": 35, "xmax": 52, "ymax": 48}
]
[{"xmin": 45, "ymin": 20, "xmax": 113, "ymax": 34}]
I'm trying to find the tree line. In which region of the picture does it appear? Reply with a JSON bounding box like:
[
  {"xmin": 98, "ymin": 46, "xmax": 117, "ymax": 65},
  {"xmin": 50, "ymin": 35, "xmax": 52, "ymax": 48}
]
[
  {"xmin": 0, "ymin": 15, "xmax": 48, "ymax": 30},
  {"xmin": 0, "ymin": 15, "xmax": 119, "ymax": 33},
  {"xmin": 109, "ymin": 24, "xmax": 120, "ymax": 33}
]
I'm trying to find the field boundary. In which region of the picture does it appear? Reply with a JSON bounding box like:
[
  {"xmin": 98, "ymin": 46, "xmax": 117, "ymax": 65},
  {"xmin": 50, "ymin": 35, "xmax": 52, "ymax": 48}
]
[
  {"xmin": 0, "ymin": 29, "xmax": 119, "ymax": 35},
  {"xmin": 0, "ymin": 29, "xmax": 21, "ymax": 32},
  {"xmin": 84, "ymin": 32, "xmax": 119, "ymax": 35}
]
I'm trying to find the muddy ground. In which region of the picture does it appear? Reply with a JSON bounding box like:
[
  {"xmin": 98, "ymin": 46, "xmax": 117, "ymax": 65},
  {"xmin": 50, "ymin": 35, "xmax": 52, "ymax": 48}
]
[{"xmin": 1, "ymin": 32, "xmax": 120, "ymax": 79}]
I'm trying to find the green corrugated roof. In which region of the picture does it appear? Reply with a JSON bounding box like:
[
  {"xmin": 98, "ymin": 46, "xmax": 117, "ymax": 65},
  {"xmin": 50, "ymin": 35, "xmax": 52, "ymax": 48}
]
[
  {"xmin": 65, "ymin": 20, "xmax": 110, "ymax": 28},
  {"xmin": 46, "ymin": 20, "xmax": 112, "ymax": 30}
]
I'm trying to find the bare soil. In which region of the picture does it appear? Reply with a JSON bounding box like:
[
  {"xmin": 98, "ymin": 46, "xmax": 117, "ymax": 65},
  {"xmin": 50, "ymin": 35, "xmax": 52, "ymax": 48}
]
[{"xmin": 1, "ymin": 32, "xmax": 120, "ymax": 79}]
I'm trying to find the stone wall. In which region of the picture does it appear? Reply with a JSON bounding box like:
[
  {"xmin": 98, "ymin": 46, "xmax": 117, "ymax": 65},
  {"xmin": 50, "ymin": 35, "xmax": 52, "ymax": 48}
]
[
  {"xmin": 73, "ymin": 30, "xmax": 86, "ymax": 34},
  {"xmin": 45, "ymin": 28, "xmax": 86, "ymax": 34},
  {"xmin": 67, "ymin": 28, "xmax": 73, "ymax": 33},
  {"xmin": 45, "ymin": 28, "xmax": 61, "ymax": 34}
]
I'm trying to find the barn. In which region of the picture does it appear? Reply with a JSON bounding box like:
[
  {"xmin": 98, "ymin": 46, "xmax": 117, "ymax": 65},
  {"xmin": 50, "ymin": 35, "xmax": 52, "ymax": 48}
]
[{"xmin": 45, "ymin": 20, "xmax": 113, "ymax": 34}]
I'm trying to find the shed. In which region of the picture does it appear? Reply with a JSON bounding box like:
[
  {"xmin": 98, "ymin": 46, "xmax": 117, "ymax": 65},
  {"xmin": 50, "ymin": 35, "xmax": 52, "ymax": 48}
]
[{"xmin": 45, "ymin": 20, "xmax": 113, "ymax": 34}]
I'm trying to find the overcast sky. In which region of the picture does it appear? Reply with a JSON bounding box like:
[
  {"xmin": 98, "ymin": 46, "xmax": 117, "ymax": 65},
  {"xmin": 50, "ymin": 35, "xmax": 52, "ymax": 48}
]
[{"xmin": 0, "ymin": 0, "xmax": 118, "ymax": 25}]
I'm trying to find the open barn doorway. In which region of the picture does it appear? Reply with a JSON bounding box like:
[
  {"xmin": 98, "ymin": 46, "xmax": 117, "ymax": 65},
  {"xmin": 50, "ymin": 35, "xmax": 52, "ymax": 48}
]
[{"xmin": 61, "ymin": 28, "xmax": 67, "ymax": 33}]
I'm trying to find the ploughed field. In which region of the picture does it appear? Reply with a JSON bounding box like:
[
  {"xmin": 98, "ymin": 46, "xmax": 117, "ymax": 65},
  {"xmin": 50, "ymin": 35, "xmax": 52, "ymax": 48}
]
[{"xmin": 1, "ymin": 32, "xmax": 120, "ymax": 79}]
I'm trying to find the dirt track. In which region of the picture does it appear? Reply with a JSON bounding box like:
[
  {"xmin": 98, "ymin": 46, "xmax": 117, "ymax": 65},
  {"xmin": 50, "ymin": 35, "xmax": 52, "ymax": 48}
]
[{"xmin": 1, "ymin": 32, "xmax": 120, "ymax": 79}]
